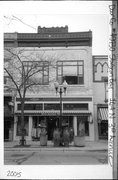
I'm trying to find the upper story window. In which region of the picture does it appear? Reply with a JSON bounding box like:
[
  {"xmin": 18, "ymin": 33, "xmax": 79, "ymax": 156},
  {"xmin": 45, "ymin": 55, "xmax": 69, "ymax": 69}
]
[
  {"xmin": 93, "ymin": 56, "xmax": 108, "ymax": 82},
  {"xmin": 57, "ymin": 60, "xmax": 84, "ymax": 85},
  {"xmin": 23, "ymin": 61, "xmax": 49, "ymax": 85}
]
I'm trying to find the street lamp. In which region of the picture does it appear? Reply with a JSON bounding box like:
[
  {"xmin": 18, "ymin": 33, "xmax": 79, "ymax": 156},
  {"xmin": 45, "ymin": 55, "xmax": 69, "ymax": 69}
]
[{"xmin": 54, "ymin": 80, "xmax": 68, "ymax": 130}]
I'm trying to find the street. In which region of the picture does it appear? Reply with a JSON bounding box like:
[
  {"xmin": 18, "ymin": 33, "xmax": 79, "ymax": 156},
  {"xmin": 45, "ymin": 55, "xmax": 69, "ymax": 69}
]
[{"xmin": 4, "ymin": 150, "xmax": 108, "ymax": 165}]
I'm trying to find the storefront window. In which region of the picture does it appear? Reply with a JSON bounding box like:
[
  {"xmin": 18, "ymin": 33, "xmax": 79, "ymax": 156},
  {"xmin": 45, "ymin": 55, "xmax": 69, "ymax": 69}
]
[
  {"xmin": 32, "ymin": 116, "xmax": 42, "ymax": 128},
  {"xmin": 62, "ymin": 116, "xmax": 73, "ymax": 128},
  {"xmin": 77, "ymin": 116, "xmax": 89, "ymax": 136},
  {"xmin": 17, "ymin": 116, "xmax": 29, "ymax": 136}
]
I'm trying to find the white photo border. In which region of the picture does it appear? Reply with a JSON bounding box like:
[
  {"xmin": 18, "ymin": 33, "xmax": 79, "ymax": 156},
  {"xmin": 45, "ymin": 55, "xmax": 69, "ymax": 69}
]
[{"xmin": 0, "ymin": 1, "xmax": 115, "ymax": 179}]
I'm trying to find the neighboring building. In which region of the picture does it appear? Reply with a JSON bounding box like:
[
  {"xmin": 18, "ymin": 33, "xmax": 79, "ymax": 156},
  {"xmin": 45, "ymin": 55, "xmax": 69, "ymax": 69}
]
[
  {"xmin": 4, "ymin": 26, "xmax": 108, "ymax": 142},
  {"xmin": 93, "ymin": 55, "xmax": 108, "ymax": 140},
  {"xmin": 4, "ymin": 72, "xmax": 14, "ymax": 141}
]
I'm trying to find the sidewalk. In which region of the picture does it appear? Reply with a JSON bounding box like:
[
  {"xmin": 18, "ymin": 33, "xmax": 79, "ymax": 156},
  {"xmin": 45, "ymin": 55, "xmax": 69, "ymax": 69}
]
[{"xmin": 4, "ymin": 140, "xmax": 108, "ymax": 151}]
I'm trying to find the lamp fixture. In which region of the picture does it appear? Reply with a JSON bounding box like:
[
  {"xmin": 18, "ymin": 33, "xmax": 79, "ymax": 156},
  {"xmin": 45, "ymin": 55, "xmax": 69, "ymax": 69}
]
[{"xmin": 54, "ymin": 80, "xmax": 68, "ymax": 95}]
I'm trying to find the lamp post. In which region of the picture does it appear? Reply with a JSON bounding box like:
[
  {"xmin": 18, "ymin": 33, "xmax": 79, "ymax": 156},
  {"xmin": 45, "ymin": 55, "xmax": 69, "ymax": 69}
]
[{"xmin": 54, "ymin": 80, "xmax": 68, "ymax": 130}]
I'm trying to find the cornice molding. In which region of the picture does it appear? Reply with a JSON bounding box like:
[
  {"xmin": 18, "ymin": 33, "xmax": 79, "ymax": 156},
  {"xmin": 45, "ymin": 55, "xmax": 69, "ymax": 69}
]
[{"xmin": 4, "ymin": 31, "xmax": 92, "ymax": 47}]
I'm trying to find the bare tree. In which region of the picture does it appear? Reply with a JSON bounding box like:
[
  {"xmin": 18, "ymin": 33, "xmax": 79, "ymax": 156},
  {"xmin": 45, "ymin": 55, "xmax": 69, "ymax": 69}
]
[{"xmin": 4, "ymin": 47, "xmax": 56, "ymax": 146}]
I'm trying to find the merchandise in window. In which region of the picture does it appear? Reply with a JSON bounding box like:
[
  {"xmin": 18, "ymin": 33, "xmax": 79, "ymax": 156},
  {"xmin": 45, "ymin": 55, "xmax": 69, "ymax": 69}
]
[{"xmin": 77, "ymin": 116, "xmax": 89, "ymax": 136}]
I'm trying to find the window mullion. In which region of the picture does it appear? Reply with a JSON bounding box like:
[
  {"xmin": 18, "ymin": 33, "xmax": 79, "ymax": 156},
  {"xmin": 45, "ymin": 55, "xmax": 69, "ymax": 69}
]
[
  {"xmin": 77, "ymin": 61, "xmax": 79, "ymax": 84},
  {"xmin": 61, "ymin": 62, "xmax": 63, "ymax": 84}
]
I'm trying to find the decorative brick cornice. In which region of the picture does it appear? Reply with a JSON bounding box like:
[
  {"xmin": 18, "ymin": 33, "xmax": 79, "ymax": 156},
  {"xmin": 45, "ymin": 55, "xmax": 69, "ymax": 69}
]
[
  {"xmin": 17, "ymin": 31, "xmax": 92, "ymax": 40},
  {"xmin": 4, "ymin": 30, "xmax": 92, "ymax": 47},
  {"xmin": 37, "ymin": 26, "xmax": 68, "ymax": 33}
]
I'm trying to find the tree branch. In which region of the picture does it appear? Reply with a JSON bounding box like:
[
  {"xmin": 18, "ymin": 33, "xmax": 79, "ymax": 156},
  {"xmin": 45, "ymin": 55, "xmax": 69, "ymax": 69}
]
[{"xmin": 4, "ymin": 67, "xmax": 22, "ymax": 100}]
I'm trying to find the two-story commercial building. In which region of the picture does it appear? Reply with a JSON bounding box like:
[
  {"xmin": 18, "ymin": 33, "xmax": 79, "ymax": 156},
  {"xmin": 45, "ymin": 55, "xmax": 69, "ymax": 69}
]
[{"xmin": 4, "ymin": 26, "xmax": 108, "ymax": 142}]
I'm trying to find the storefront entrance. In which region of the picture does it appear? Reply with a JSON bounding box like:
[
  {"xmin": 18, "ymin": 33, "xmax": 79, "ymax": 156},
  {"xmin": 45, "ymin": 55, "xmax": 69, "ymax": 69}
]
[
  {"xmin": 32, "ymin": 116, "xmax": 73, "ymax": 141},
  {"xmin": 97, "ymin": 105, "xmax": 108, "ymax": 140},
  {"xmin": 47, "ymin": 116, "xmax": 74, "ymax": 140},
  {"xmin": 31, "ymin": 115, "xmax": 88, "ymax": 140},
  {"xmin": 32, "ymin": 116, "xmax": 74, "ymax": 141},
  {"xmin": 4, "ymin": 119, "xmax": 13, "ymax": 141},
  {"xmin": 47, "ymin": 116, "xmax": 58, "ymax": 140},
  {"xmin": 98, "ymin": 121, "xmax": 108, "ymax": 139},
  {"xmin": 32, "ymin": 116, "xmax": 58, "ymax": 141},
  {"xmin": 4, "ymin": 121, "xmax": 10, "ymax": 141}
]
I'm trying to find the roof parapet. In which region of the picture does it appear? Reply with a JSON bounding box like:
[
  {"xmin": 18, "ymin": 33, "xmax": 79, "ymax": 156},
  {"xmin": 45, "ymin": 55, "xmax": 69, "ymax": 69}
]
[
  {"xmin": 4, "ymin": 33, "xmax": 17, "ymax": 40},
  {"xmin": 37, "ymin": 26, "xmax": 68, "ymax": 34}
]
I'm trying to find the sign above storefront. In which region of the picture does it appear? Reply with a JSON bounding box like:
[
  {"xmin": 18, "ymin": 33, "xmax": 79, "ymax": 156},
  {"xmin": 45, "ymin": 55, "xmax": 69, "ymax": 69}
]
[
  {"xmin": 16, "ymin": 97, "xmax": 92, "ymax": 102},
  {"xmin": 15, "ymin": 110, "xmax": 91, "ymax": 116}
]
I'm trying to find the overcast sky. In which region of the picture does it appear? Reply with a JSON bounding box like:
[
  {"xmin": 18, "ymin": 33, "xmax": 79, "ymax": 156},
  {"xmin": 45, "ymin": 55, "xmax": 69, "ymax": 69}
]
[{"xmin": 2, "ymin": 1, "xmax": 111, "ymax": 55}]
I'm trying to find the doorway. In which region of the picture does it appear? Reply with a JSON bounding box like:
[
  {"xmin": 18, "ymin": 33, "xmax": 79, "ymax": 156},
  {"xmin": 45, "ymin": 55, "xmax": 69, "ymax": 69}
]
[
  {"xmin": 98, "ymin": 121, "xmax": 108, "ymax": 139},
  {"xmin": 47, "ymin": 116, "xmax": 58, "ymax": 140},
  {"xmin": 4, "ymin": 120, "xmax": 13, "ymax": 141},
  {"xmin": 97, "ymin": 106, "xmax": 108, "ymax": 140}
]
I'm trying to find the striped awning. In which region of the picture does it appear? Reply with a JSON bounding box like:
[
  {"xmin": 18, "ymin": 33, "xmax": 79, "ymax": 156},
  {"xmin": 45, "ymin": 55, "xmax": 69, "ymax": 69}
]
[
  {"xmin": 98, "ymin": 107, "xmax": 108, "ymax": 121},
  {"xmin": 15, "ymin": 110, "xmax": 91, "ymax": 116}
]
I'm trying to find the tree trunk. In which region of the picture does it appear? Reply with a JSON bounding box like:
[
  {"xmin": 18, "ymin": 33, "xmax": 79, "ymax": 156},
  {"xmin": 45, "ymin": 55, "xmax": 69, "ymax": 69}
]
[{"xmin": 20, "ymin": 98, "xmax": 26, "ymax": 146}]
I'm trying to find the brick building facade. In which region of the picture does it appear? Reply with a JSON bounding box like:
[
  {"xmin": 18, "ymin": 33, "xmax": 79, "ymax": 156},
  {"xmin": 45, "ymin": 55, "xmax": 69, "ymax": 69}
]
[{"xmin": 4, "ymin": 26, "xmax": 108, "ymax": 142}]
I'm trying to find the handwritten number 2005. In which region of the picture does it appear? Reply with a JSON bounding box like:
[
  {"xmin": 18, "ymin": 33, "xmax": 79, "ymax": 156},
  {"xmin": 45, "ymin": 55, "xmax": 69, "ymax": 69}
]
[{"xmin": 7, "ymin": 170, "xmax": 21, "ymax": 177}]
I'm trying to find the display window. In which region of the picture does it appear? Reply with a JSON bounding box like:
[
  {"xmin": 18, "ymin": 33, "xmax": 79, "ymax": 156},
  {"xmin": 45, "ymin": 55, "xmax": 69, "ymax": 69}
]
[{"xmin": 17, "ymin": 116, "xmax": 29, "ymax": 136}]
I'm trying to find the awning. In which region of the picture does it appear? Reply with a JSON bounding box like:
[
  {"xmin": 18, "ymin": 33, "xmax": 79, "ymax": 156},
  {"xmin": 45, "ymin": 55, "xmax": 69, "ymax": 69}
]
[
  {"xmin": 98, "ymin": 107, "xmax": 108, "ymax": 121},
  {"xmin": 15, "ymin": 110, "xmax": 91, "ymax": 116}
]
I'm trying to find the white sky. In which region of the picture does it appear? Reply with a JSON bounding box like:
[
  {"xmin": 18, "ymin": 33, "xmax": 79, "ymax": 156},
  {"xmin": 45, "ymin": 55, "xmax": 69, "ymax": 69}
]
[{"xmin": 1, "ymin": 1, "xmax": 111, "ymax": 55}]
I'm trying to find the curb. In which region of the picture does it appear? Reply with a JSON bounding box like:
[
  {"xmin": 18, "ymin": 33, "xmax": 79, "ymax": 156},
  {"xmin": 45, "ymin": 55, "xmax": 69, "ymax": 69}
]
[{"xmin": 4, "ymin": 147, "xmax": 108, "ymax": 152}]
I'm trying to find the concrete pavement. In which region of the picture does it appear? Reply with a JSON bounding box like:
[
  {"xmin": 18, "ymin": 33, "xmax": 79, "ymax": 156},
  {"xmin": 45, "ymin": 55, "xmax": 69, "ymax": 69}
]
[
  {"xmin": 4, "ymin": 140, "xmax": 108, "ymax": 151},
  {"xmin": 4, "ymin": 150, "xmax": 108, "ymax": 165}
]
